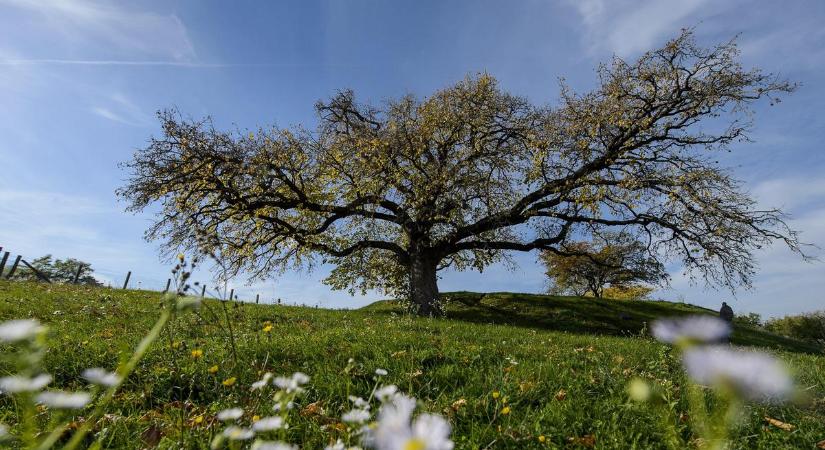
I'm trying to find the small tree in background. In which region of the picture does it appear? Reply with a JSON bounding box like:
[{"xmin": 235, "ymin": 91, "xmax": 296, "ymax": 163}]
[
  {"xmin": 10, "ymin": 255, "xmax": 101, "ymax": 285},
  {"xmin": 541, "ymin": 233, "xmax": 668, "ymax": 298}
]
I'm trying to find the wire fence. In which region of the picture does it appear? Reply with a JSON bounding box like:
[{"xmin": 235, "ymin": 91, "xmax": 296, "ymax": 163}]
[{"xmin": 0, "ymin": 244, "xmax": 291, "ymax": 306}]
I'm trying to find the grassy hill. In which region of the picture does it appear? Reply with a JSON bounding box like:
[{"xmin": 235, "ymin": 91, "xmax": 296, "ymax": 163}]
[{"xmin": 0, "ymin": 280, "xmax": 823, "ymax": 449}]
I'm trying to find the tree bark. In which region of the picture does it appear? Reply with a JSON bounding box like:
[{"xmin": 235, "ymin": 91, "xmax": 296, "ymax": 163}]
[{"xmin": 408, "ymin": 254, "xmax": 441, "ymax": 316}]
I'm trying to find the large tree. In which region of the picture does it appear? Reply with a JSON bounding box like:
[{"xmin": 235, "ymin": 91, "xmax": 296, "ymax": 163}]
[
  {"xmin": 541, "ymin": 233, "xmax": 668, "ymax": 298},
  {"xmin": 119, "ymin": 31, "xmax": 801, "ymax": 315}
]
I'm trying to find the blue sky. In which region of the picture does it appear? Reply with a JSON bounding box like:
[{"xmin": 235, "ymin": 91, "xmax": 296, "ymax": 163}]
[{"xmin": 0, "ymin": 0, "xmax": 823, "ymax": 318}]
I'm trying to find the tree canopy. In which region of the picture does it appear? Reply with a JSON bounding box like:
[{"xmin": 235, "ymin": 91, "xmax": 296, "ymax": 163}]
[
  {"xmin": 9, "ymin": 255, "xmax": 100, "ymax": 285},
  {"xmin": 541, "ymin": 233, "xmax": 668, "ymax": 298},
  {"xmin": 119, "ymin": 30, "xmax": 801, "ymax": 315}
]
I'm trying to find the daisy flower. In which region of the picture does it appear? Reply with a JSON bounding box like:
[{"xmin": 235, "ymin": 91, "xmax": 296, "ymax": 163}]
[
  {"xmin": 342, "ymin": 408, "xmax": 371, "ymax": 424},
  {"xmin": 0, "ymin": 319, "xmax": 44, "ymax": 343},
  {"xmin": 0, "ymin": 374, "xmax": 52, "ymax": 393},
  {"xmin": 252, "ymin": 372, "xmax": 273, "ymax": 390},
  {"xmin": 682, "ymin": 346, "xmax": 794, "ymax": 402},
  {"xmin": 252, "ymin": 416, "xmax": 286, "ymax": 431},
  {"xmin": 217, "ymin": 407, "xmax": 244, "ymax": 421},
  {"xmin": 374, "ymin": 385, "xmax": 398, "ymax": 402},
  {"xmin": 251, "ymin": 441, "xmax": 298, "ymax": 450},
  {"xmin": 222, "ymin": 426, "xmax": 254, "ymax": 441},
  {"xmin": 35, "ymin": 391, "xmax": 91, "ymax": 409},
  {"xmin": 366, "ymin": 394, "xmax": 454, "ymax": 450},
  {"xmin": 82, "ymin": 368, "xmax": 121, "ymax": 387},
  {"xmin": 651, "ymin": 316, "xmax": 730, "ymax": 345}
]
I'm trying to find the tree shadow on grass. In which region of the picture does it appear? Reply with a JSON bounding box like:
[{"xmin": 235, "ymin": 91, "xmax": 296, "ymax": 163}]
[{"xmin": 365, "ymin": 291, "xmax": 821, "ymax": 355}]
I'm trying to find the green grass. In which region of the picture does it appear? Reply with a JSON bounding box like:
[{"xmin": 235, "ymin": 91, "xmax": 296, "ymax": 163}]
[{"xmin": 1, "ymin": 280, "xmax": 823, "ymax": 449}]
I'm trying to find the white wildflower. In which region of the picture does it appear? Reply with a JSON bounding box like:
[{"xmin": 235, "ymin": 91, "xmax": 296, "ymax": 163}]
[
  {"xmin": 252, "ymin": 416, "xmax": 286, "ymax": 431},
  {"xmin": 367, "ymin": 394, "xmax": 453, "ymax": 450},
  {"xmin": 217, "ymin": 407, "xmax": 244, "ymax": 421},
  {"xmin": 682, "ymin": 346, "xmax": 794, "ymax": 402},
  {"xmin": 325, "ymin": 439, "xmax": 346, "ymax": 450},
  {"xmin": 375, "ymin": 368, "xmax": 388, "ymax": 376},
  {"xmin": 82, "ymin": 368, "xmax": 121, "ymax": 387},
  {"xmin": 0, "ymin": 319, "xmax": 44, "ymax": 343},
  {"xmin": 291, "ymin": 372, "xmax": 310, "ymax": 384},
  {"xmin": 273, "ymin": 372, "xmax": 309, "ymax": 393},
  {"xmin": 0, "ymin": 374, "xmax": 52, "ymax": 393},
  {"xmin": 251, "ymin": 441, "xmax": 298, "ymax": 450},
  {"xmin": 35, "ymin": 391, "xmax": 91, "ymax": 409},
  {"xmin": 348, "ymin": 395, "xmax": 370, "ymax": 409},
  {"xmin": 342, "ymin": 408, "xmax": 371, "ymax": 424},
  {"xmin": 0, "ymin": 423, "xmax": 8, "ymax": 439},
  {"xmin": 651, "ymin": 316, "xmax": 730, "ymax": 344},
  {"xmin": 374, "ymin": 385, "xmax": 398, "ymax": 402},
  {"xmin": 252, "ymin": 373, "xmax": 273, "ymax": 391},
  {"xmin": 222, "ymin": 426, "xmax": 254, "ymax": 441},
  {"xmin": 272, "ymin": 401, "xmax": 296, "ymax": 412}
]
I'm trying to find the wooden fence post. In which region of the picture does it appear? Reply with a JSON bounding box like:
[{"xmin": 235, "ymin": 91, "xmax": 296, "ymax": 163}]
[
  {"xmin": 21, "ymin": 260, "xmax": 51, "ymax": 283},
  {"xmin": 255, "ymin": 294, "xmax": 259, "ymax": 304},
  {"xmin": 201, "ymin": 285, "xmax": 206, "ymax": 298},
  {"xmin": 164, "ymin": 278, "xmax": 171, "ymax": 293},
  {"xmin": 6, "ymin": 255, "xmax": 21, "ymax": 279},
  {"xmin": 228, "ymin": 288, "xmax": 234, "ymax": 302},
  {"xmin": 122, "ymin": 271, "xmax": 131, "ymax": 289},
  {"xmin": 72, "ymin": 264, "xmax": 83, "ymax": 284},
  {"xmin": 0, "ymin": 252, "xmax": 9, "ymax": 276}
]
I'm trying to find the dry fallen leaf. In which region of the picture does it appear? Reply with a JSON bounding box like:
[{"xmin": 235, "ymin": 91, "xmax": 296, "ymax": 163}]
[
  {"xmin": 765, "ymin": 416, "xmax": 795, "ymax": 431},
  {"xmin": 450, "ymin": 398, "xmax": 467, "ymax": 411},
  {"xmin": 301, "ymin": 401, "xmax": 325, "ymax": 417},
  {"xmin": 816, "ymin": 438, "xmax": 825, "ymax": 449},
  {"xmin": 555, "ymin": 389, "xmax": 567, "ymax": 401},
  {"xmin": 567, "ymin": 434, "xmax": 596, "ymax": 447}
]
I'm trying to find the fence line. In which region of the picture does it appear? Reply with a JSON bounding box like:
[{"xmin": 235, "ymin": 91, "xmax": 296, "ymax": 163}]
[{"xmin": 0, "ymin": 244, "xmax": 286, "ymax": 306}]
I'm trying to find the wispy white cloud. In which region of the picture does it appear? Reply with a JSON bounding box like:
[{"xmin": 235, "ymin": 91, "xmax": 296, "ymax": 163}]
[
  {"xmin": 90, "ymin": 92, "xmax": 150, "ymax": 126},
  {"xmin": 567, "ymin": 0, "xmax": 722, "ymax": 56},
  {"xmin": 0, "ymin": 0, "xmax": 196, "ymax": 61}
]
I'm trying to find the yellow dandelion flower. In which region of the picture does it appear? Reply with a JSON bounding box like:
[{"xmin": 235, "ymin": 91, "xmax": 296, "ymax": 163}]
[
  {"xmin": 538, "ymin": 435, "xmax": 546, "ymax": 443},
  {"xmin": 222, "ymin": 377, "xmax": 237, "ymax": 387},
  {"xmin": 501, "ymin": 406, "xmax": 511, "ymax": 416},
  {"xmin": 208, "ymin": 365, "xmax": 219, "ymax": 374},
  {"xmin": 252, "ymin": 415, "xmax": 260, "ymax": 422},
  {"xmin": 492, "ymin": 391, "xmax": 500, "ymax": 399},
  {"xmin": 193, "ymin": 415, "xmax": 204, "ymax": 425},
  {"xmin": 262, "ymin": 324, "xmax": 273, "ymax": 333},
  {"xmin": 191, "ymin": 349, "xmax": 203, "ymax": 359}
]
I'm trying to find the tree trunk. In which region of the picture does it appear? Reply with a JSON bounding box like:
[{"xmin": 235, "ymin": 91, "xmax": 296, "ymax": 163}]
[{"xmin": 408, "ymin": 254, "xmax": 441, "ymax": 316}]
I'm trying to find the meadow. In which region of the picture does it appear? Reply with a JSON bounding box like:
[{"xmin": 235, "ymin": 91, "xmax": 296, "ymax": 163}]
[{"xmin": 0, "ymin": 280, "xmax": 823, "ymax": 449}]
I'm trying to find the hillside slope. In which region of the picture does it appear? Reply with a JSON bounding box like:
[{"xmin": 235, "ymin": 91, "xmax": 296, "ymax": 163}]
[
  {"xmin": 0, "ymin": 281, "xmax": 823, "ymax": 449},
  {"xmin": 364, "ymin": 291, "xmax": 821, "ymax": 354}
]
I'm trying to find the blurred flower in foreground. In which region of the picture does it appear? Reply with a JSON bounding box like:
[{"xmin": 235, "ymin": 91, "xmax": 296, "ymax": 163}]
[
  {"xmin": 0, "ymin": 374, "xmax": 52, "ymax": 393},
  {"xmin": 366, "ymin": 394, "xmax": 454, "ymax": 450},
  {"xmin": 82, "ymin": 368, "xmax": 121, "ymax": 387},
  {"xmin": 682, "ymin": 346, "xmax": 794, "ymax": 402},
  {"xmin": 651, "ymin": 316, "xmax": 730, "ymax": 345},
  {"xmin": 36, "ymin": 391, "xmax": 91, "ymax": 409},
  {"xmin": 273, "ymin": 372, "xmax": 309, "ymax": 393},
  {"xmin": 222, "ymin": 425, "xmax": 254, "ymax": 441},
  {"xmin": 251, "ymin": 441, "xmax": 298, "ymax": 450},
  {"xmin": 217, "ymin": 408, "xmax": 244, "ymax": 421},
  {"xmin": 251, "ymin": 416, "xmax": 286, "ymax": 431},
  {"xmin": 0, "ymin": 319, "xmax": 44, "ymax": 342}
]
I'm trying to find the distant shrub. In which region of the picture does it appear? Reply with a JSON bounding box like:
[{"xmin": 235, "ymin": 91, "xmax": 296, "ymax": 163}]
[
  {"xmin": 764, "ymin": 311, "xmax": 825, "ymax": 344},
  {"xmin": 734, "ymin": 312, "xmax": 762, "ymax": 328},
  {"xmin": 602, "ymin": 285, "xmax": 655, "ymax": 301}
]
